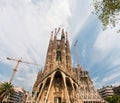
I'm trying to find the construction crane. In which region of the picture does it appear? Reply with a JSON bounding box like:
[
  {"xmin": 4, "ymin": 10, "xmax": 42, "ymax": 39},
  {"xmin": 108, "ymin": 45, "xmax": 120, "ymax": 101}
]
[
  {"xmin": 73, "ymin": 40, "xmax": 83, "ymax": 103},
  {"xmin": 73, "ymin": 40, "xmax": 81, "ymax": 69},
  {"xmin": 7, "ymin": 57, "xmax": 40, "ymax": 83}
]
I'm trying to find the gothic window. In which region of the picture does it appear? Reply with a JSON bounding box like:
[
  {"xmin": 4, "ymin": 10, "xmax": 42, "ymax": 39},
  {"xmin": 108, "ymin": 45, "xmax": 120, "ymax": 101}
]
[
  {"xmin": 61, "ymin": 35, "xmax": 65, "ymax": 39},
  {"xmin": 44, "ymin": 78, "xmax": 51, "ymax": 91},
  {"xmin": 56, "ymin": 50, "xmax": 61, "ymax": 61},
  {"xmin": 54, "ymin": 97, "xmax": 61, "ymax": 103},
  {"xmin": 73, "ymin": 83, "xmax": 77, "ymax": 91},
  {"xmin": 54, "ymin": 71, "xmax": 63, "ymax": 92},
  {"xmin": 66, "ymin": 78, "xmax": 73, "ymax": 95},
  {"xmin": 38, "ymin": 83, "xmax": 43, "ymax": 97},
  {"xmin": 66, "ymin": 56, "xmax": 69, "ymax": 61},
  {"xmin": 54, "ymin": 97, "xmax": 57, "ymax": 103},
  {"xmin": 37, "ymin": 92, "xmax": 39, "ymax": 97},
  {"xmin": 55, "ymin": 77, "xmax": 61, "ymax": 92}
]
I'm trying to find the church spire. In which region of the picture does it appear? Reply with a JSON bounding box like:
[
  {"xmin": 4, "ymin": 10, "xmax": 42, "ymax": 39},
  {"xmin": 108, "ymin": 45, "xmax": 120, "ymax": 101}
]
[
  {"xmin": 44, "ymin": 28, "xmax": 72, "ymax": 73},
  {"xmin": 48, "ymin": 31, "xmax": 53, "ymax": 52},
  {"xmin": 60, "ymin": 29, "xmax": 65, "ymax": 49},
  {"xmin": 66, "ymin": 32, "xmax": 72, "ymax": 70},
  {"xmin": 53, "ymin": 28, "xmax": 57, "ymax": 49},
  {"xmin": 61, "ymin": 28, "xmax": 65, "ymax": 40},
  {"xmin": 60, "ymin": 29, "xmax": 66, "ymax": 69},
  {"xmin": 44, "ymin": 31, "xmax": 53, "ymax": 73}
]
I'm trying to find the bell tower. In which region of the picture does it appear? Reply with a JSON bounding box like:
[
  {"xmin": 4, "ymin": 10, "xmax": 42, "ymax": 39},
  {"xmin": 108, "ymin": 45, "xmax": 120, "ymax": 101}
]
[
  {"xmin": 43, "ymin": 28, "xmax": 73, "ymax": 76},
  {"xmin": 32, "ymin": 28, "xmax": 78, "ymax": 103},
  {"xmin": 32, "ymin": 28, "xmax": 105, "ymax": 103}
]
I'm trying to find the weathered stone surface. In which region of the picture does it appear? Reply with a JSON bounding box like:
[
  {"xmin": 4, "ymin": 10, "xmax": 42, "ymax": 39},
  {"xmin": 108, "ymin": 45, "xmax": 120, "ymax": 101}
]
[{"xmin": 32, "ymin": 28, "xmax": 105, "ymax": 103}]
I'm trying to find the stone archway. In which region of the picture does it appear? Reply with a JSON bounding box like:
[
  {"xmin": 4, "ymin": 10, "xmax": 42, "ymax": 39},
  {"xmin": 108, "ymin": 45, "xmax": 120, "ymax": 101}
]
[
  {"xmin": 53, "ymin": 71, "xmax": 64, "ymax": 103},
  {"xmin": 65, "ymin": 77, "xmax": 74, "ymax": 103}
]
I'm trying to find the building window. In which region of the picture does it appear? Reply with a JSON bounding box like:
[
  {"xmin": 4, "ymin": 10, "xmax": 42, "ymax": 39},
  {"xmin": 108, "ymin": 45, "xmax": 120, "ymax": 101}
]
[{"xmin": 56, "ymin": 50, "xmax": 61, "ymax": 61}]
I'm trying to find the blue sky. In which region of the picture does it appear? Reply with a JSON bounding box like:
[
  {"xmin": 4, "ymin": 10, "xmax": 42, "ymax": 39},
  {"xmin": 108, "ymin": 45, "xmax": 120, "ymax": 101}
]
[{"xmin": 0, "ymin": 0, "xmax": 120, "ymax": 91}]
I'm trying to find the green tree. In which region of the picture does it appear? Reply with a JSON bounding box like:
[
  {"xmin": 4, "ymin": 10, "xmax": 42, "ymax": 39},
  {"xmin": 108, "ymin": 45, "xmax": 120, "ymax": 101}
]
[
  {"xmin": 93, "ymin": 0, "xmax": 120, "ymax": 31},
  {"xmin": 106, "ymin": 94, "xmax": 120, "ymax": 103},
  {"xmin": 0, "ymin": 82, "xmax": 14, "ymax": 102}
]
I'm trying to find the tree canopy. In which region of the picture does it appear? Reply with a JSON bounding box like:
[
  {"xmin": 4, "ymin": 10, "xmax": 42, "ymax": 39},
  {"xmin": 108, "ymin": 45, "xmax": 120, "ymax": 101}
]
[
  {"xmin": 106, "ymin": 94, "xmax": 120, "ymax": 103},
  {"xmin": 93, "ymin": 0, "xmax": 120, "ymax": 31},
  {"xmin": 0, "ymin": 82, "xmax": 14, "ymax": 102}
]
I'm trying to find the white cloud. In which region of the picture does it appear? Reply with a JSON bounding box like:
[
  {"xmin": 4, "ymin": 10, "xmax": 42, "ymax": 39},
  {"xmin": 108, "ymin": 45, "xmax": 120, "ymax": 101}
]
[
  {"xmin": 92, "ymin": 76, "xmax": 99, "ymax": 87},
  {"xmin": 0, "ymin": 0, "xmax": 78, "ymax": 90},
  {"xmin": 68, "ymin": 0, "xmax": 94, "ymax": 38},
  {"xmin": 92, "ymin": 26, "xmax": 120, "ymax": 67},
  {"xmin": 101, "ymin": 71, "xmax": 120, "ymax": 83},
  {"xmin": 1, "ymin": 0, "xmax": 119, "ymax": 91},
  {"xmin": 16, "ymin": 77, "xmax": 25, "ymax": 81},
  {"xmin": 92, "ymin": 76, "xmax": 98, "ymax": 82},
  {"xmin": 94, "ymin": 27, "xmax": 120, "ymax": 54},
  {"xmin": 82, "ymin": 48, "xmax": 86, "ymax": 58},
  {"xmin": 113, "ymin": 82, "xmax": 120, "ymax": 87}
]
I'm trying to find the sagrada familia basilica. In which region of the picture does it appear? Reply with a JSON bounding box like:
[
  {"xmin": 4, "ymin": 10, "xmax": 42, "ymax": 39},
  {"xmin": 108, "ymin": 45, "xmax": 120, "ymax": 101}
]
[{"xmin": 32, "ymin": 28, "xmax": 105, "ymax": 103}]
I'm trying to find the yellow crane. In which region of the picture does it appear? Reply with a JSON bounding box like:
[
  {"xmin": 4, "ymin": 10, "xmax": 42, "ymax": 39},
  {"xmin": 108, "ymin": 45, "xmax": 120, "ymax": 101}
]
[
  {"xmin": 7, "ymin": 57, "xmax": 40, "ymax": 83},
  {"xmin": 2, "ymin": 57, "xmax": 40, "ymax": 103}
]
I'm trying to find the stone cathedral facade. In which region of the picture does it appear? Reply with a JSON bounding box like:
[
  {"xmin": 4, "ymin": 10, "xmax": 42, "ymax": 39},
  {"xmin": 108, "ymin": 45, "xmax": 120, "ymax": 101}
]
[{"xmin": 32, "ymin": 28, "xmax": 105, "ymax": 103}]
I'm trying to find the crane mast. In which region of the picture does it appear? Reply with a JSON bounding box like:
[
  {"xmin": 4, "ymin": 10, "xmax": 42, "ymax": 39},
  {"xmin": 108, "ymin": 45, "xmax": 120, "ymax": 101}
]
[
  {"xmin": 73, "ymin": 40, "xmax": 83, "ymax": 103},
  {"xmin": 7, "ymin": 57, "xmax": 40, "ymax": 83},
  {"xmin": 9, "ymin": 58, "xmax": 21, "ymax": 83},
  {"xmin": 2, "ymin": 57, "xmax": 40, "ymax": 102},
  {"xmin": 73, "ymin": 40, "xmax": 81, "ymax": 69}
]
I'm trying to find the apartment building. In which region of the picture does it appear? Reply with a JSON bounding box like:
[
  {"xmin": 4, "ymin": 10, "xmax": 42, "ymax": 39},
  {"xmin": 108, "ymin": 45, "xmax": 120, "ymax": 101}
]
[
  {"xmin": 113, "ymin": 85, "xmax": 120, "ymax": 95},
  {"xmin": 97, "ymin": 86, "xmax": 114, "ymax": 99},
  {"xmin": 8, "ymin": 86, "xmax": 26, "ymax": 103}
]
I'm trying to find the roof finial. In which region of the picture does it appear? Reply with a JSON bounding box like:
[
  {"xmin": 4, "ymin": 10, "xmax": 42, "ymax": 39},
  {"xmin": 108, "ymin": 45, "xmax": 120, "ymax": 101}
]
[
  {"xmin": 55, "ymin": 27, "xmax": 60, "ymax": 36},
  {"xmin": 61, "ymin": 28, "xmax": 65, "ymax": 40},
  {"xmin": 66, "ymin": 32, "xmax": 68, "ymax": 38},
  {"xmin": 51, "ymin": 31, "xmax": 53, "ymax": 40},
  {"xmin": 55, "ymin": 28, "xmax": 57, "ymax": 35},
  {"xmin": 57, "ymin": 27, "xmax": 60, "ymax": 34}
]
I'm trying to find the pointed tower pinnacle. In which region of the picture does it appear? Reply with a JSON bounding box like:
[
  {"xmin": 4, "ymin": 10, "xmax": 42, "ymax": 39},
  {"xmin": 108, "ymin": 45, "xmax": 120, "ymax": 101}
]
[
  {"xmin": 44, "ymin": 31, "xmax": 53, "ymax": 73},
  {"xmin": 61, "ymin": 28, "xmax": 65, "ymax": 40},
  {"xmin": 50, "ymin": 31, "xmax": 53, "ymax": 40},
  {"xmin": 66, "ymin": 32, "xmax": 72, "ymax": 70}
]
